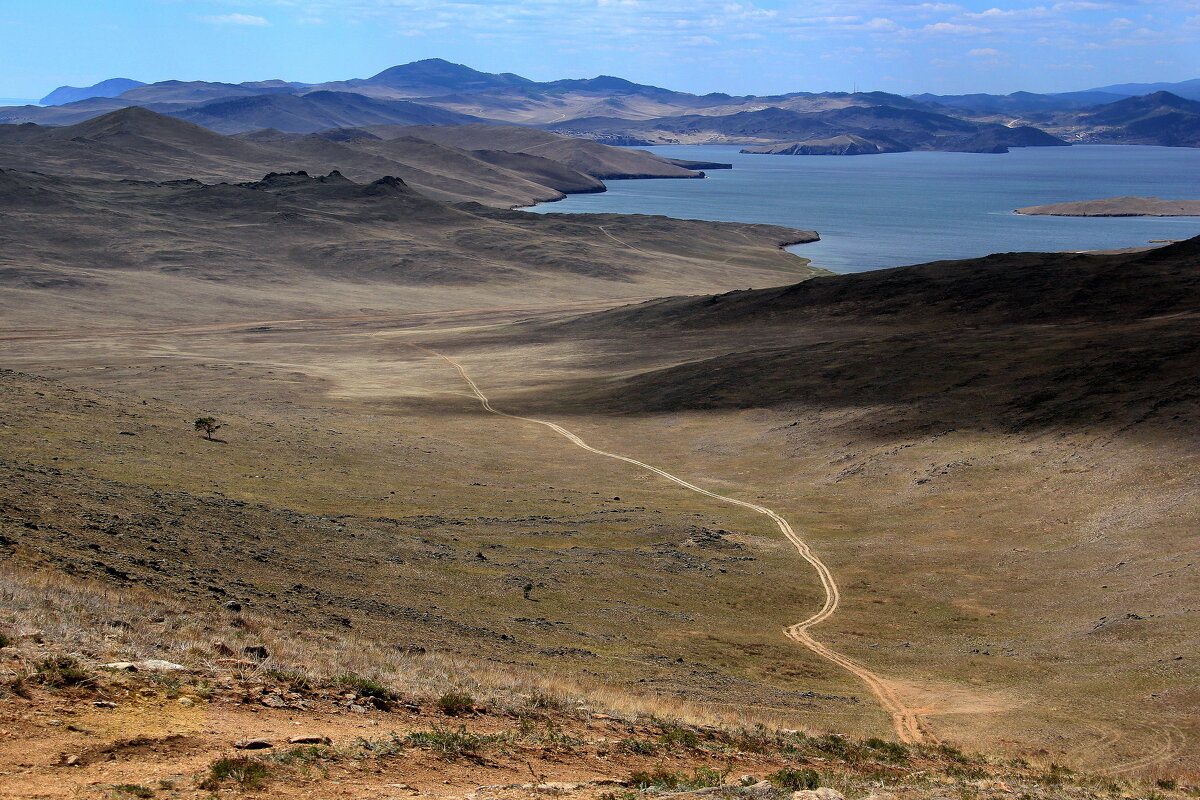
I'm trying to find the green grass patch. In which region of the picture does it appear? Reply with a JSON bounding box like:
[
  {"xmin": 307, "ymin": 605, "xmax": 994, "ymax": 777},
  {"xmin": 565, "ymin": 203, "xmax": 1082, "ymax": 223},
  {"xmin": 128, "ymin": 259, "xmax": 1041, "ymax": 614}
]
[
  {"xmin": 768, "ymin": 766, "xmax": 820, "ymax": 791},
  {"xmin": 336, "ymin": 673, "xmax": 399, "ymax": 701},
  {"xmin": 199, "ymin": 757, "xmax": 272, "ymax": 790},
  {"xmin": 437, "ymin": 690, "xmax": 474, "ymax": 715},
  {"xmin": 404, "ymin": 725, "xmax": 496, "ymax": 761}
]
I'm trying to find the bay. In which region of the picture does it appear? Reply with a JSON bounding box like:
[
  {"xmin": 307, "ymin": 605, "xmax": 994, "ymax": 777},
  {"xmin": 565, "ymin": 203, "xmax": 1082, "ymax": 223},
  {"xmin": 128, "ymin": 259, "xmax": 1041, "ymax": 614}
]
[{"xmin": 527, "ymin": 144, "xmax": 1200, "ymax": 273}]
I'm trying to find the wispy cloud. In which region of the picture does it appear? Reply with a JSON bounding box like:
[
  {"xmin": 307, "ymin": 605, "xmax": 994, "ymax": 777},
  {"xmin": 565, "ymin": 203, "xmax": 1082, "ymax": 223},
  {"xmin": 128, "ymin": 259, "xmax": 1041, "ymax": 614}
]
[{"xmin": 201, "ymin": 13, "xmax": 270, "ymax": 27}]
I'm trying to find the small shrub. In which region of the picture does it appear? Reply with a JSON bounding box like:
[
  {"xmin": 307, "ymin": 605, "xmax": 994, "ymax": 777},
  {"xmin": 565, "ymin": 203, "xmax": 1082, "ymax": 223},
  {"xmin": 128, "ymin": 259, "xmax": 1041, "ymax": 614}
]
[
  {"xmin": 108, "ymin": 785, "xmax": 154, "ymax": 799},
  {"xmin": 355, "ymin": 732, "xmax": 407, "ymax": 757},
  {"xmin": 0, "ymin": 632, "xmax": 11, "ymax": 648},
  {"xmin": 34, "ymin": 655, "xmax": 91, "ymax": 688},
  {"xmin": 199, "ymin": 757, "xmax": 271, "ymax": 789},
  {"xmin": 437, "ymin": 690, "xmax": 474, "ymax": 716},
  {"xmin": 336, "ymin": 673, "xmax": 398, "ymax": 701},
  {"xmin": 1157, "ymin": 778, "xmax": 1178, "ymax": 790},
  {"xmin": 768, "ymin": 767, "xmax": 820, "ymax": 791},
  {"xmin": 628, "ymin": 768, "xmax": 683, "ymax": 790},
  {"xmin": 683, "ymin": 767, "xmax": 727, "ymax": 789},
  {"xmin": 405, "ymin": 725, "xmax": 495, "ymax": 761},
  {"xmin": 809, "ymin": 733, "xmax": 852, "ymax": 759},
  {"xmin": 268, "ymin": 745, "xmax": 333, "ymax": 766},
  {"xmin": 618, "ymin": 737, "xmax": 659, "ymax": 755},
  {"xmin": 265, "ymin": 669, "xmax": 312, "ymax": 692},
  {"xmin": 526, "ymin": 690, "xmax": 566, "ymax": 710},
  {"xmin": 864, "ymin": 737, "xmax": 910, "ymax": 763},
  {"xmin": 658, "ymin": 725, "xmax": 700, "ymax": 750}
]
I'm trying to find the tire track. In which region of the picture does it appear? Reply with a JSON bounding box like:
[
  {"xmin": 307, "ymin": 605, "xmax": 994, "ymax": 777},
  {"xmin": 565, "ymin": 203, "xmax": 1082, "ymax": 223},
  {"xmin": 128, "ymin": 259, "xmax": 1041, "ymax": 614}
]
[{"xmin": 407, "ymin": 342, "xmax": 933, "ymax": 743}]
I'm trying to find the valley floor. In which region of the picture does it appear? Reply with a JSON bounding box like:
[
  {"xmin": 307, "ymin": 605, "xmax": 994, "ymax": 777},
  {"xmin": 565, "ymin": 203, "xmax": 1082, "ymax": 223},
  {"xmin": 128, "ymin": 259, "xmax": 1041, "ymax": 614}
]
[{"xmin": 1, "ymin": 293, "xmax": 1195, "ymax": 793}]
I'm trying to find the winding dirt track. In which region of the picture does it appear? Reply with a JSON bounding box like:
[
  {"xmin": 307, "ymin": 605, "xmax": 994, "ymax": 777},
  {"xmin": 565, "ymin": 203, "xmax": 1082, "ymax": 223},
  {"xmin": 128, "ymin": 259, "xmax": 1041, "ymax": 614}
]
[{"xmin": 408, "ymin": 342, "xmax": 933, "ymax": 744}]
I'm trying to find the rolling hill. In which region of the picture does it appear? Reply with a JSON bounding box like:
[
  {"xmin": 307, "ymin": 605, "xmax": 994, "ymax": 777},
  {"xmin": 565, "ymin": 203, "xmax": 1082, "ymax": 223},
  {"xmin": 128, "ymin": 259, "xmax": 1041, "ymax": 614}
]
[
  {"xmin": 375, "ymin": 123, "xmax": 715, "ymax": 179},
  {"xmin": 0, "ymin": 165, "xmax": 822, "ymax": 327},
  {"xmin": 39, "ymin": 77, "xmax": 146, "ymax": 105},
  {"xmin": 550, "ymin": 104, "xmax": 1068, "ymax": 152},
  {"xmin": 0, "ymin": 108, "xmax": 622, "ymax": 206}
]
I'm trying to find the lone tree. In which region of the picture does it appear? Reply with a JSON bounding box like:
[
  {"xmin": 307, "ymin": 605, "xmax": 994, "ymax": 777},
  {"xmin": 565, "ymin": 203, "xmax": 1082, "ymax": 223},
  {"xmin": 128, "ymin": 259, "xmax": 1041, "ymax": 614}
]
[
  {"xmin": 522, "ymin": 582, "xmax": 534, "ymax": 600},
  {"xmin": 193, "ymin": 417, "xmax": 221, "ymax": 441}
]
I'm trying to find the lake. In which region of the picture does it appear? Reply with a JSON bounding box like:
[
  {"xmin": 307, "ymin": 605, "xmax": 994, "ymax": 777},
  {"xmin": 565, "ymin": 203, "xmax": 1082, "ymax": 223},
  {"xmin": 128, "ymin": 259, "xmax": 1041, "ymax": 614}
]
[{"xmin": 527, "ymin": 144, "xmax": 1200, "ymax": 273}]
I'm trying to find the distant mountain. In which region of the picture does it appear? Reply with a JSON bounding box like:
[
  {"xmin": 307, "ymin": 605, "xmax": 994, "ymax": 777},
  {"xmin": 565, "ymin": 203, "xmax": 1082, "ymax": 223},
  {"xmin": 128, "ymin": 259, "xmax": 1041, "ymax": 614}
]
[
  {"xmin": 9, "ymin": 61, "xmax": 1199, "ymax": 150},
  {"xmin": 1074, "ymin": 91, "xmax": 1200, "ymax": 147},
  {"xmin": 1087, "ymin": 79, "xmax": 1200, "ymax": 101},
  {"xmin": 378, "ymin": 124, "xmax": 710, "ymax": 180},
  {"xmin": 168, "ymin": 91, "xmax": 489, "ymax": 134},
  {"xmin": 118, "ymin": 80, "xmax": 301, "ymax": 104},
  {"xmin": 40, "ymin": 78, "xmax": 145, "ymax": 106},
  {"xmin": 911, "ymin": 90, "xmax": 1127, "ymax": 114},
  {"xmin": 549, "ymin": 104, "xmax": 1067, "ymax": 153},
  {"xmin": 354, "ymin": 58, "xmax": 533, "ymax": 94},
  {"xmin": 0, "ymin": 107, "xmax": 639, "ymax": 207}
]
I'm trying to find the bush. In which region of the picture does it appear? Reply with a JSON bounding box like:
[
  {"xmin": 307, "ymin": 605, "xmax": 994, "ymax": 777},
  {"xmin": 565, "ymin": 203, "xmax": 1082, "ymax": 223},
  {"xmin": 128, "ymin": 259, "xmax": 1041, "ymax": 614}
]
[
  {"xmin": 108, "ymin": 786, "xmax": 153, "ymax": 799},
  {"xmin": 437, "ymin": 690, "xmax": 474, "ymax": 716},
  {"xmin": 34, "ymin": 655, "xmax": 91, "ymax": 688},
  {"xmin": 336, "ymin": 673, "xmax": 398, "ymax": 701},
  {"xmin": 405, "ymin": 725, "xmax": 495, "ymax": 761},
  {"xmin": 199, "ymin": 757, "xmax": 271, "ymax": 789},
  {"xmin": 864, "ymin": 736, "xmax": 910, "ymax": 763},
  {"xmin": 628, "ymin": 769, "xmax": 682, "ymax": 790},
  {"xmin": 618, "ymin": 737, "xmax": 659, "ymax": 755},
  {"xmin": 658, "ymin": 725, "xmax": 700, "ymax": 750},
  {"xmin": 0, "ymin": 632, "xmax": 11, "ymax": 649},
  {"xmin": 628, "ymin": 768, "xmax": 725, "ymax": 791},
  {"xmin": 768, "ymin": 767, "xmax": 820, "ymax": 791}
]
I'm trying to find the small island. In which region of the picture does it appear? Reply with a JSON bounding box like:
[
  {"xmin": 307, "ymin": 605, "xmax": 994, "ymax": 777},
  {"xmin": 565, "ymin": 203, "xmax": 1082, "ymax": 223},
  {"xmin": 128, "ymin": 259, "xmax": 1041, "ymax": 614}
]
[{"xmin": 1015, "ymin": 196, "xmax": 1200, "ymax": 217}]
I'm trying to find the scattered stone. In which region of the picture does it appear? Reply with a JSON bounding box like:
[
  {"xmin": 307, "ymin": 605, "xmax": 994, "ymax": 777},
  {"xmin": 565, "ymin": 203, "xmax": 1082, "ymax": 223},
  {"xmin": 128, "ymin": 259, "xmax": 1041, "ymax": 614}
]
[
  {"xmin": 118, "ymin": 431, "xmax": 136, "ymax": 436},
  {"xmin": 64, "ymin": 755, "xmax": 80, "ymax": 766},
  {"xmin": 177, "ymin": 697, "xmax": 195, "ymax": 707},
  {"xmin": 242, "ymin": 645, "xmax": 270, "ymax": 661},
  {"xmin": 233, "ymin": 738, "xmax": 273, "ymax": 750},
  {"xmin": 260, "ymin": 694, "xmax": 288, "ymax": 709},
  {"xmin": 222, "ymin": 600, "xmax": 243, "ymax": 612},
  {"xmin": 92, "ymin": 701, "xmax": 117, "ymax": 709},
  {"xmin": 101, "ymin": 659, "xmax": 186, "ymax": 672},
  {"xmin": 288, "ymin": 735, "xmax": 331, "ymax": 745},
  {"xmin": 213, "ymin": 641, "xmax": 235, "ymax": 656},
  {"xmin": 791, "ymin": 790, "xmax": 845, "ymax": 800}
]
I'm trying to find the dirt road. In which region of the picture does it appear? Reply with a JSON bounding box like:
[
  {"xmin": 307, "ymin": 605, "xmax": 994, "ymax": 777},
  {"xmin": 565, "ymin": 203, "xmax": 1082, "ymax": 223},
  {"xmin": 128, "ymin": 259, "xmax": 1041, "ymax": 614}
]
[{"xmin": 408, "ymin": 342, "xmax": 933, "ymax": 744}]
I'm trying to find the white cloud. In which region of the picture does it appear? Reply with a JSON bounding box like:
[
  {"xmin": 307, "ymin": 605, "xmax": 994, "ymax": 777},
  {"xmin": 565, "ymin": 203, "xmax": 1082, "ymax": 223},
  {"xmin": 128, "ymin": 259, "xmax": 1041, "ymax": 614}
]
[
  {"xmin": 202, "ymin": 13, "xmax": 270, "ymax": 26},
  {"xmin": 968, "ymin": 47, "xmax": 1003, "ymax": 55},
  {"xmin": 924, "ymin": 21, "xmax": 989, "ymax": 34}
]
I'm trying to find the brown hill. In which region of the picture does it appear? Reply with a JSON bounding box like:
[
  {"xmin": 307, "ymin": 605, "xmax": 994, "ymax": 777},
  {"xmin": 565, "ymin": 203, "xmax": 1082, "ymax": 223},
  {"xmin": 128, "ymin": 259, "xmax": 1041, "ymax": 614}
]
[
  {"xmin": 538, "ymin": 238, "xmax": 1200, "ymax": 438},
  {"xmin": 0, "ymin": 166, "xmax": 821, "ymax": 327},
  {"xmin": 0, "ymin": 108, "xmax": 601, "ymax": 206},
  {"xmin": 370, "ymin": 123, "xmax": 713, "ymax": 180}
]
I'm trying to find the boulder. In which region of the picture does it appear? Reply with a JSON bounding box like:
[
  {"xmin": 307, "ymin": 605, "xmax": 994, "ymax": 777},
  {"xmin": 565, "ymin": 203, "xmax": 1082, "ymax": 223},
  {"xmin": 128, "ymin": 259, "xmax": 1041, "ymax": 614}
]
[{"xmin": 233, "ymin": 738, "xmax": 273, "ymax": 750}]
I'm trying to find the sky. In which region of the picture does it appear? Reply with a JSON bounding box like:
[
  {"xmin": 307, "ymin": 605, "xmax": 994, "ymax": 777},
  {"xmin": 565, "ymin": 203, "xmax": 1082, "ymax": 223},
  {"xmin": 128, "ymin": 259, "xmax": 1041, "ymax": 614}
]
[{"xmin": 2, "ymin": 0, "xmax": 1197, "ymax": 101}]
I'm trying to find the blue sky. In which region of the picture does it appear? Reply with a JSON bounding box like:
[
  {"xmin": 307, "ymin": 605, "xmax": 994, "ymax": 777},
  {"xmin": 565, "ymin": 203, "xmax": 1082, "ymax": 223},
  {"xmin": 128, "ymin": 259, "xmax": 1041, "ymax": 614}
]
[{"xmin": 2, "ymin": 0, "xmax": 1197, "ymax": 100}]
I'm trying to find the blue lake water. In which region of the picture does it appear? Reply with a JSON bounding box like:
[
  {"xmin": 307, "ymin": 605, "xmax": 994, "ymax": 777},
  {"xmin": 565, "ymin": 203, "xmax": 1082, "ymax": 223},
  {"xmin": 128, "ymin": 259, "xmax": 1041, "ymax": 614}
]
[{"xmin": 527, "ymin": 144, "xmax": 1200, "ymax": 273}]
